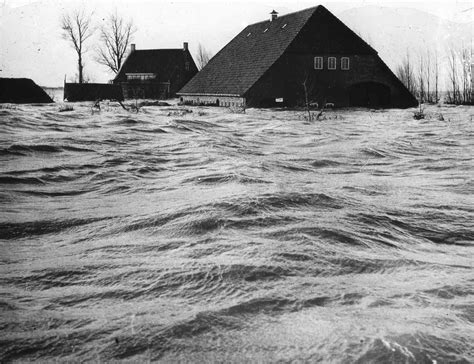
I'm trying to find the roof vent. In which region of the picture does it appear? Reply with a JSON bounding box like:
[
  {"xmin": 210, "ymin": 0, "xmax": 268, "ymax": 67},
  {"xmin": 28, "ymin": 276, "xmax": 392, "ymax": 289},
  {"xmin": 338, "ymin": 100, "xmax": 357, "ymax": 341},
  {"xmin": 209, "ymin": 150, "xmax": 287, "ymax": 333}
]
[
  {"xmin": 130, "ymin": 43, "xmax": 136, "ymax": 52},
  {"xmin": 270, "ymin": 10, "xmax": 278, "ymax": 21}
]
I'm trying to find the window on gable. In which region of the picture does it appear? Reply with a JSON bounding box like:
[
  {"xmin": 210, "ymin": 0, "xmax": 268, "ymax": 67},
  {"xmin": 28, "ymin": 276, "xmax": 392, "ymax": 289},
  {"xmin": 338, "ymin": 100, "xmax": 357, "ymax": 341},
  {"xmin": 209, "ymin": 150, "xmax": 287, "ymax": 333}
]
[
  {"xmin": 341, "ymin": 57, "xmax": 350, "ymax": 70},
  {"xmin": 328, "ymin": 57, "xmax": 336, "ymax": 70},
  {"xmin": 314, "ymin": 56, "xmax": 323, "ymax": 70}
]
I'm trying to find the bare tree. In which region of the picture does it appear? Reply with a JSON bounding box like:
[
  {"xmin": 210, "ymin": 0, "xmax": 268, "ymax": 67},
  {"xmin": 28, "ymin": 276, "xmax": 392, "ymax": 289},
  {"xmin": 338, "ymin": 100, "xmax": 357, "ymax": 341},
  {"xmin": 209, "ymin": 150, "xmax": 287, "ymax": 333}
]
[
  {"xmin": 300, "ymin": 71, "xmax": 325, "ymax": 121},
  {"xmin": 433, "ymin": 49, "xmax": 439, "ymax": 103},
  {"xmin": 396, "ymin": 52, "xmax": 416, "ymax": 96},
  {"xmin": 415, "ymin": 49, "xmax": 439, "ymax": 104},
  {"xmin": 196, "ymin": 43, "xmax": 212, "ymax": 70},
  {"xmin": 417, "ymin": 52, "xmax": 425, "ymax": 103},
  {"xmin": 302, "ymin": 76, "xmax": 312, "ymax": 121},
  {"xmin": 447, "ymin": 47, "xmax": 460, "ymax": 104},
  {"xmin": 424, "ymin": 50, "xmax": 431, "ymax": 103},
  {"xmin": 460, "ymin": 46, "xmax": 472, "ymax": 104},
  {"xmin": 61, "ymin": 9, "xmax": 94, "ymax": 84},
  {"xmin": 445, "ymin": 43, "xmax": 473, "ymax": 105},
  {"xmin": 96, "ymin": 12, "xmax": 136, "ymax": 74}
]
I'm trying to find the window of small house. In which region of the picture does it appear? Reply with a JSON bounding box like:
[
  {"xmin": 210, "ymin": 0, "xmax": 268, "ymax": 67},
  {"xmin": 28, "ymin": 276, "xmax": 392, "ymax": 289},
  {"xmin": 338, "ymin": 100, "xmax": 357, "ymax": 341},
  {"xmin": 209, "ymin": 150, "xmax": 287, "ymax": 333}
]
[
  {"xmin": 314, "ymin": 56, "xmax": 323, "ymax": 70},
  {"xmin": 126, "ymin": 73, "xmax": 156, "ymax": 80},
  {"xmin": 341, "ymin": 57, "xmax": 350, "ymax": 70},
  {"xmin": 328, "ymin": 57, "xmax": 336, "ymax": 70}
]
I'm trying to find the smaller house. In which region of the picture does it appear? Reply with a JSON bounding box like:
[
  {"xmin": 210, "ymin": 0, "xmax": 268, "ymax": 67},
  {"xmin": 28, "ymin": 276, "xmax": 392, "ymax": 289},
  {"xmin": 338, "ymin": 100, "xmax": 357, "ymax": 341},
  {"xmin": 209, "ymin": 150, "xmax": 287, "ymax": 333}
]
[{"xmin": 114, "ymin": 43, "xmax": 198, "ymax": 99}]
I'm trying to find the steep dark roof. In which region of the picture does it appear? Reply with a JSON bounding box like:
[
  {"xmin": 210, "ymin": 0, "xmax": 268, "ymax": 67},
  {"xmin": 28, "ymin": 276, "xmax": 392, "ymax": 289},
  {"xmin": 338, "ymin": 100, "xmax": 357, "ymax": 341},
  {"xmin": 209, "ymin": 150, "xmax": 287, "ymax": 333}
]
[
  {"xmin": 178, "ymin": 6, "xmax": 318, "ymax": 96},
  {"xmin": 178, "ymin": 5, "xmax": 377, "ymax": 97},
  {"xmin": 115, "ymin": 49, "xmax": 192, "ymax": 81}
]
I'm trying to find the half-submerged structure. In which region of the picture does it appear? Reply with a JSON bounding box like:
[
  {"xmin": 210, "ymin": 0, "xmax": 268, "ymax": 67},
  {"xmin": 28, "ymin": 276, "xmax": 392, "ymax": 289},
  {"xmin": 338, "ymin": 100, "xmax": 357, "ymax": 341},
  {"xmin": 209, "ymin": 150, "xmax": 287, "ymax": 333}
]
[
  {"xmin": 178, "ymin": 6, "xmax": 417, "ymax": 108},
  {"xmin": 114, "ymin": 43, "xmax": 198, "ymax": 99},
  {"xmin": 63, "ymin": 83, "xmax": 123, "ymax": 102},
  {"xmin": 1, "ymin": 78, "xmax": 53, "ymax": 104}
]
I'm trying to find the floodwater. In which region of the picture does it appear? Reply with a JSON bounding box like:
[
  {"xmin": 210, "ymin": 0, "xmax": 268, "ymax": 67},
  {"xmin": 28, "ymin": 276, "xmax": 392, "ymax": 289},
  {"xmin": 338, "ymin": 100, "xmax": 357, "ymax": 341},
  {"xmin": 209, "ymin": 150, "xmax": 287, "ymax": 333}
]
[{"xmin": 1, "ymin": 101, "xmax": 473, "ymax": 362}]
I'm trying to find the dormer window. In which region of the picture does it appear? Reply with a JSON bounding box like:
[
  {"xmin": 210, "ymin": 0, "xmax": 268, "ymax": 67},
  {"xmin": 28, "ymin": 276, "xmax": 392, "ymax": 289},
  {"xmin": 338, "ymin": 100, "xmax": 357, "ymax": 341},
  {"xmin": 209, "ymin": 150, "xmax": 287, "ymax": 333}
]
[
  {"xmin": 314, "ymin": 56, "xmax": 323, "ymax": 70},
  {"xmin": 328, "ymin": 57, "xmax": 336, "ymax": 70},
  {"xmin": 341, "ymin": 57, "xmax": 350, "ymax": 70}
]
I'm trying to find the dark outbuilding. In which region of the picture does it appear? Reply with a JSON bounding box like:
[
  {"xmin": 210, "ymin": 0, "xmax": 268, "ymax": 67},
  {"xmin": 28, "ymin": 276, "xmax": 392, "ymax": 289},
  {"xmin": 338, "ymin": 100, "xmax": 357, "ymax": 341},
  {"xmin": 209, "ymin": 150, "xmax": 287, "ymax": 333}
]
[
  {"xmin": 63, "ymin": 83, "xmax": 123, "ymax": 102},
  {"xmin": 178, "ymin": 6, "xmax": 418, "ymax": 108},
  {"xmin": 0, "ymin": 78, "xmax": 53, "ymax": 104}
]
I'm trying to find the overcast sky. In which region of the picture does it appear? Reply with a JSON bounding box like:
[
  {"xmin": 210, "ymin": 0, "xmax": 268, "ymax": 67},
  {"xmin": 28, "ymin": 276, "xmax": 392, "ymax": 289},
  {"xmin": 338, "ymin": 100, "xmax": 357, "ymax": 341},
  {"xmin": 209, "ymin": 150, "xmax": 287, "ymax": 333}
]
[{"xmin": 1, "ymin": 0, "xmax": 472, "ymax": 86}]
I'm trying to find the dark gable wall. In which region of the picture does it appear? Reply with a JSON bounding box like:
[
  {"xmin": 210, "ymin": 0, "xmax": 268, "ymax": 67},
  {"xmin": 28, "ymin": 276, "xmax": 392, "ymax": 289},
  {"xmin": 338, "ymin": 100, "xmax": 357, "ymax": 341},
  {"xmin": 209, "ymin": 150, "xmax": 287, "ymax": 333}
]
[
  {"xmin": 165, "ymin": 49, "xmax": 198, "ymax": 95},
  {"xmin": 288, "ymin": 6, "xmax": 375, "ymax": 56},
  {"xmin": 182, "ymin": 50, "xmax": 199, "ymax": 93},
  {"xmin": 245, "ymin": 7, "xmax": 417, "ymax": 108}
]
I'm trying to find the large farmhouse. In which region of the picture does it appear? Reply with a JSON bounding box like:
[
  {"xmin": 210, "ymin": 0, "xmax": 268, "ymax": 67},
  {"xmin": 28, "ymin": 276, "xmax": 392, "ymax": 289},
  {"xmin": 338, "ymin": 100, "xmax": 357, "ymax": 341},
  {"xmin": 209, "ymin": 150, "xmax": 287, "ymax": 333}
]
[
  {"xmin": 114, "ymin": 43, "xmax": 198, "ymax": 99},
  {"xmin": 178, "ymin": 6, "xmax": 417, "ymax": 108}
]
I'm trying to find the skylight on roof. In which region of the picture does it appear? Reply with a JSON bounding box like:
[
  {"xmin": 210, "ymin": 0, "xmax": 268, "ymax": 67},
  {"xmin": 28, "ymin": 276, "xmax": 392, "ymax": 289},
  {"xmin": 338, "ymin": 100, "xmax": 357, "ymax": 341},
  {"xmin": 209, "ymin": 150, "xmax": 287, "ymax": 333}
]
[
  {"xmin": 282, "ymin": 23, "xmax": 287, "ymax": 29},
  {"xmin": 263, "ymin": 28, "xmax": 268, "ymax": 33}
]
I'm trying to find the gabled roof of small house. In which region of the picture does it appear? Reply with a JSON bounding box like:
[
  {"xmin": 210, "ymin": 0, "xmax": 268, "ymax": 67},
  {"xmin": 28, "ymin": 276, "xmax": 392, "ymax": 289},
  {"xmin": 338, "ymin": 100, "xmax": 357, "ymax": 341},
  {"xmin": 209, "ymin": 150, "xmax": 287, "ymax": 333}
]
[
  {"xmin": 115, "ymin": 49, "xmax": 194, "ymax": 81},
  {"xmin": 178, "ymin": 5, "xmax": 376, "ymax": 97}
]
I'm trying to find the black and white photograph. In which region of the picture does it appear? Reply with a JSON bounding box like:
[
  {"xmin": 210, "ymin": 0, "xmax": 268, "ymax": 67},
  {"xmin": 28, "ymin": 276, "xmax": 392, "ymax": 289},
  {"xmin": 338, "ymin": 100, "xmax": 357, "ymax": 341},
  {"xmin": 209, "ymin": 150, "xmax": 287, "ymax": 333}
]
[{"xmin": 1, "ymin": 0, "xmax": 473, "ymax": 362}]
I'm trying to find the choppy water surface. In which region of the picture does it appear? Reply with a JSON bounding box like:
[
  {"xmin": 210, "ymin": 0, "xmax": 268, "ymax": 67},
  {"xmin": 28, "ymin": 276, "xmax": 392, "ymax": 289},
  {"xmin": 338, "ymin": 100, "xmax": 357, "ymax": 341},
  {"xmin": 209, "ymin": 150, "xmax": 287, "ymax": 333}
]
[{"xmin": 1, "ymin": 102, "xmax": 473, "ymax": 362}]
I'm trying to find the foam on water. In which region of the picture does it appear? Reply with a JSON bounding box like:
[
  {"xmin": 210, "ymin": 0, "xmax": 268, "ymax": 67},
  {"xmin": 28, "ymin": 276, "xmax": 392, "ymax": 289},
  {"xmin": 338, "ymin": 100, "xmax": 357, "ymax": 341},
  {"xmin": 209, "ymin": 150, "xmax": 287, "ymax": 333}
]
[{"xmin": 0, "ymin": 102, "xmax": 473, "ymax": 362}]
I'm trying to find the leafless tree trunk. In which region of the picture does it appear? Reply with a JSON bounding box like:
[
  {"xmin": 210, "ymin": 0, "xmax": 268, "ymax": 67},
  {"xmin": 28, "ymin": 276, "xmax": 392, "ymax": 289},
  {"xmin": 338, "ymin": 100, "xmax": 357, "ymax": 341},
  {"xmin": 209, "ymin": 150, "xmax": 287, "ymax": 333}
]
[
  {"xmin": 460, "ymin": 47, "xmax": 471, "ymax": 104},
  {"xmin": 396, "ymin": 52, "xmax": 416, "ymax": 96},
  {"xmin": 424, "ymin": 50, "xmax": 431, "ymax": 103},
  {"xmin": 434, "ymin": 50, "xmax": 439, "ymax": 103},
  {"xmin": 196, "ymin": 44, "xmax": 212, "ymax": 70},
  {"xmin": 96, "ymin": 12, "xmax": 136, "ymax": 74},
  {"xmin": 61, "ymin": 9, "xmax": 94, "ymax": 84},
  {"xmin": 447, "ymin": 47, "xmax": 460, "ymax": 104},
  {"xmin": 302, "ymin": 77, "xmax": 311, "ymax": 121},
  {"xmin": 418, "ymin": 53, "xmax": 425, "ymax": 103}
]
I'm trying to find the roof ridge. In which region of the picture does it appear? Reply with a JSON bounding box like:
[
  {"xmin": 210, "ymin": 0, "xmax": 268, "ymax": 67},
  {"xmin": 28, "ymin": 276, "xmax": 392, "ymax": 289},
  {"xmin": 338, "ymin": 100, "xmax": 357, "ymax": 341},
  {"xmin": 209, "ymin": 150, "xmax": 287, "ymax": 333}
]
[
  {"xmin": 133, "ymin": 48, "xmax": 183, "ymax": 51},
  {"xmin": 246, "ymin": 5, "xmax": 320, "ymax": 27}
]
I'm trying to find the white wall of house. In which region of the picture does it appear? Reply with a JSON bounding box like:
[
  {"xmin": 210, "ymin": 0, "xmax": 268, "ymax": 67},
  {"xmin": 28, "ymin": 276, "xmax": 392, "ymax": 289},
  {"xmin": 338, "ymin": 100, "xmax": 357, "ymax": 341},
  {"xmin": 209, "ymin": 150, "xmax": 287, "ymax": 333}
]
[{"xmin": 180, "ymin": 95, "xmax": 246, "ymax": 107}]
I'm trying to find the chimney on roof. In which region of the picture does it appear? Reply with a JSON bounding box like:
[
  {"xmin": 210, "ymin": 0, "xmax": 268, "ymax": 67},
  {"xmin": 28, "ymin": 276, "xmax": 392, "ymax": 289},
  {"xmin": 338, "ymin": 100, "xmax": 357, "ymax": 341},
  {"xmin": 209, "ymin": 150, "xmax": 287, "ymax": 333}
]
[
  {"xmin": 270, "ymin": 10, "xmax": 278, "ymax": 21},
  {"xmin": 183, "ymin": 42, "xmax": 188, "ymax": 51},
  {"xmin": 130, "ymin": 43, "xmax": 136, "ymax": 52}
]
